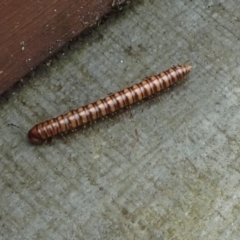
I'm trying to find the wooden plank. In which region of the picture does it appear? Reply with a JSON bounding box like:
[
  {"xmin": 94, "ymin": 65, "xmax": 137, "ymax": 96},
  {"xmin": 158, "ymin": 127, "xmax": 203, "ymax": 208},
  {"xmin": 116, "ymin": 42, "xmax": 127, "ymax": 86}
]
[{"xmin": 0, "ymin": 0, "xmax": 124, "ymax": 94}]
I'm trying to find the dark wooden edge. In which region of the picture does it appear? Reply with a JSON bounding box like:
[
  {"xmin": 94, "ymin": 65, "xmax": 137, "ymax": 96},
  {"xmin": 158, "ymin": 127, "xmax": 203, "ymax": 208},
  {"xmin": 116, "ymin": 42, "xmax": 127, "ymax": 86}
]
[{"xmin": 0, "ymin": 0, "xmax": 130, "ymax": 95}]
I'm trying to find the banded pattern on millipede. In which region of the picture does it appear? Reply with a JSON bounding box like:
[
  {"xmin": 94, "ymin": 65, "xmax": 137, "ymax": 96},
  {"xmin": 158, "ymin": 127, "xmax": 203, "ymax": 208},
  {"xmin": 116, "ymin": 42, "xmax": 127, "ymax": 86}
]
[{"xmin": 28, "ymin": 65, "xmax": 191, "ymax": 144}]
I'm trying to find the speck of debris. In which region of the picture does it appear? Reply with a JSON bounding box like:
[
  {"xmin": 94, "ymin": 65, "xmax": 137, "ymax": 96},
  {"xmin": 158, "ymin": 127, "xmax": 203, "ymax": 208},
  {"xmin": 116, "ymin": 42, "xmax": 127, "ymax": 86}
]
[{"xmin": 20, "ymin": 41, "xmax": 25, "ymax": 50}]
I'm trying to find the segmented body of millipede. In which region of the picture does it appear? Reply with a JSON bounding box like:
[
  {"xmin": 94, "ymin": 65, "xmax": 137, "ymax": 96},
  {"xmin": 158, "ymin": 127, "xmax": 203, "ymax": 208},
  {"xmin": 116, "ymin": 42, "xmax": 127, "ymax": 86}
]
[{"xmin": 28, "ymin": 65, "xmax": 191, "ymax": 144}]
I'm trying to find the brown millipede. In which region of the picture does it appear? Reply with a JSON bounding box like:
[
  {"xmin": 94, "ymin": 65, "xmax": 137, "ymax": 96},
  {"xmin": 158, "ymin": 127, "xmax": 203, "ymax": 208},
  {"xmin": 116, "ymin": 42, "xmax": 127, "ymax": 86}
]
[{"xmin": 28, "ymin": 65, "xmax": 191, "ymax": 144}]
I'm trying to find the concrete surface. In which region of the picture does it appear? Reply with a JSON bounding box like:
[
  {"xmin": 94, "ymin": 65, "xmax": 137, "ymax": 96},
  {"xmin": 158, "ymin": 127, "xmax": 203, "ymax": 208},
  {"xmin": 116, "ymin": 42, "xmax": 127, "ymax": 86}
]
[{"xmin": 1, "ymin": 0, "xmax": 240, "ymax": 239}]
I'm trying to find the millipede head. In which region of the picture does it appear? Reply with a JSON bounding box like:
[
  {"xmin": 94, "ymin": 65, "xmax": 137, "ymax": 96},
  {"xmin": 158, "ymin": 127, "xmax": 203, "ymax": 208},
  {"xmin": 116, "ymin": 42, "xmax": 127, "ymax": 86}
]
[{"xmin": 28, "ymin": 127, "xmax": 44, "ymax": 144}]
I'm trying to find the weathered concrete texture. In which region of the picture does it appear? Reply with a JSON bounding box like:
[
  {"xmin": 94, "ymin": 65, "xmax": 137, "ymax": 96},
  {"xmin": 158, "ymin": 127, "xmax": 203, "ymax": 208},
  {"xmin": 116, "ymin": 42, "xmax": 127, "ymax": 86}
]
[{"xmin": 1, "ymin": 1, "xmax": 240, "ymax": 239}]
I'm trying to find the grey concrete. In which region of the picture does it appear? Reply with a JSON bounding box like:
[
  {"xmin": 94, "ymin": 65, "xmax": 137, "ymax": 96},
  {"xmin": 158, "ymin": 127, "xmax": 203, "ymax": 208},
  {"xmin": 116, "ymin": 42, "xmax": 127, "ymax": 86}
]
[{"xmin": 1, "ymin": 0, "xmax": 240, "ymax": 239}]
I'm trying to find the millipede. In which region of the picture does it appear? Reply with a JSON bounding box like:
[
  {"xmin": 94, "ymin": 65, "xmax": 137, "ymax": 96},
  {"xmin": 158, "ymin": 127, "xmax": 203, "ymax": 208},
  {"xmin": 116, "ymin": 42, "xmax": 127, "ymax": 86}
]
[{"xmin": 28, "ymin": 65, "xmax": 192, "ymax": 144}]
